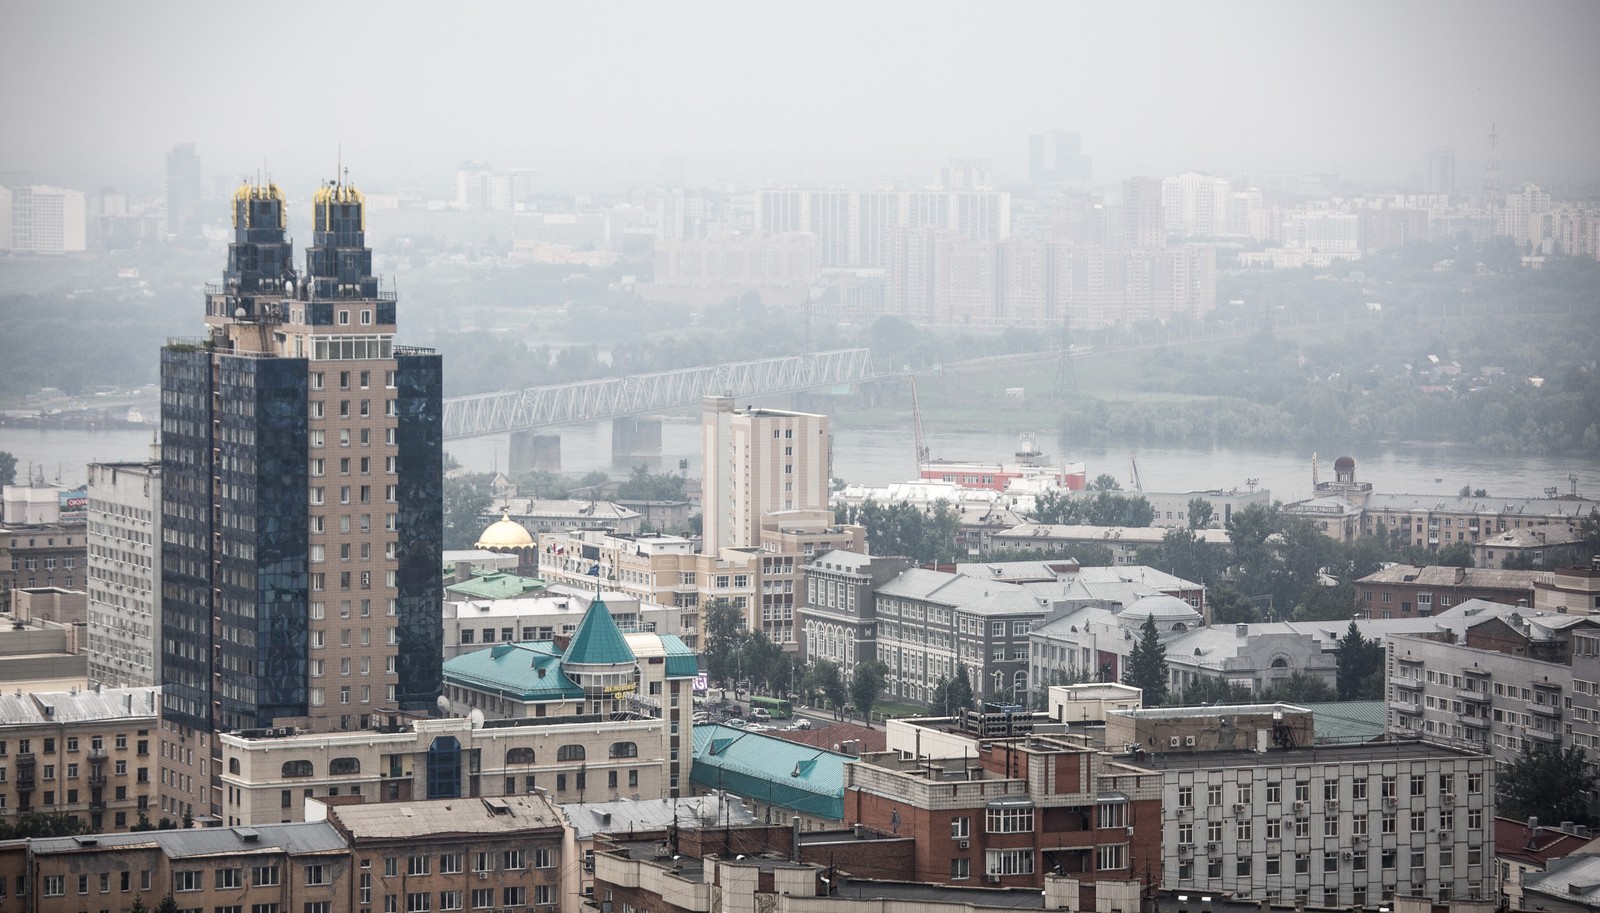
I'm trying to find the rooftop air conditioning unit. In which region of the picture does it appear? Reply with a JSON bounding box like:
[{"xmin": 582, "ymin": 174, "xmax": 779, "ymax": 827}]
[
  {"xmin": 985, "ymin": 874, "xmax": 1001, "ymax": 884},
  {"xmin": 1184, "ymin": 736, "xmax": 1197, "ymax": 747},
  {"xmin": 1169, "ymin": 736, "xmax": 1182, "ymax": 748}
]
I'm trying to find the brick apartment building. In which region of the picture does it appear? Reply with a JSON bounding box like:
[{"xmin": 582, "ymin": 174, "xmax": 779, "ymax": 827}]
[
  {"xmin": 845, "ymin": 715, "xmax": 1163, "ymax": 888},
  {"xmin": 1356, "ymin": 565, "xmax": 1546, "ymax": 618}
]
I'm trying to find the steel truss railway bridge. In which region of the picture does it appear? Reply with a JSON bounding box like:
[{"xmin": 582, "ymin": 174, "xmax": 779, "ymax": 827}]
[{"xmin": 442, "ymin": 348, "xmax": 879, "ymax": 440}]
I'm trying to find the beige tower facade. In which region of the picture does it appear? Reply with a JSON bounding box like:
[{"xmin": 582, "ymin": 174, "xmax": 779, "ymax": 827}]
[{"xmin": 700, "ymin": 396, "xmax": 830, "ymax": 556}]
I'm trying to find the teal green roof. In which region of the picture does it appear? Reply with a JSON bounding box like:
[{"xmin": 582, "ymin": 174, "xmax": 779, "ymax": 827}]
[
  {"xmin": 445, "ymin": 571, "xmax": 546, "ymax": 600},
  {"xmin": 1303, "ymin": 700, "xmax": 1387, "ymax": 743},
  {"xmin": 659, "ymin": 635, "xmax": 700, "ymax": 678},
  {"xmin": 563, "ymin": 599, "xmax": 635, "ymax": 666},
  {"xmin": 690, "ymin": 724, "xmax": 847, "ymax": 822},
  {"xmin": 443, "ymin": 642, "xmax": 585, "ymax": 701}
]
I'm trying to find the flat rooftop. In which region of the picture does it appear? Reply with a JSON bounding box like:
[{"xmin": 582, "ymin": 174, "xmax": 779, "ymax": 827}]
[
  {"xmin": 1134, "ymin": 739, "xmax": 1485, "ymax": 770},
  {"xmin": 607, "ymin": 839, "xmax": 811, "ymax": 881}
]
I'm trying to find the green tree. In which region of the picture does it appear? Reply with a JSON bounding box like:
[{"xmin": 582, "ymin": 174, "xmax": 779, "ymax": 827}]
[
  {"xmin": 1208, "ymin": 586, "xmax": 1259, "ymax": 624},
  {"xmin": 700, "ymin": 598, "xmax": 745, "ymax": 684},
  {"xmin": 1498, "ymin": 743, "xmax": 1598, "ymax": 827},
  {"xmin": 442, "ymin": 475, "xmax": 493, "ymax": 551},
  {"xmin": 850, "ymin": 661, "xmax": 890, "ymax": 727},
  {"xmin": 805, "ymin": 660, "xmax": 848, "ymax": 719},
  {"xmin": 1174, "ymin": 677, "xmax": 1254, "ymax": 706},
  {"xmin": 1433, "ymin": 541, "xmax": 1474, "ymax": 568},
  {"xmin": 930, "ymin": 665, "xmax": 977, "ymax": 716},
  {"xmin": 0, "ymin": 450, "xmax": 16, "ymax": 487},
  {"xmin": 1336, "ymin": 621, "xmax": 1385, "ymax": 700},
  {"xmin": 1088, "ymin": 473, "xmax": 1122, "ymax": 491},
  {"xmin": 129, "ymin": 897, "xmax": 149, "ymax": 913},
  {"xmin": 1138, "ymin": 527, "xmax": 1226, "ymax": 587},
  {"xmin": 1260, "ymin": 671, "xmax": 1338, "ymax": 704},
  {"xmin": 0, "ymin": 811, "xmax": 88, "ymax": 839},
  {"xmin": 156, "ymin": 896, "xmax": 180, "ymax": 913},
  {"xmin": 1186, "ymin": 497, "xmax": 1215, "ymax": 529},
  {"xmin": 616, "ymin": 464, "xmax": 686, "ymax": 501},
  {"xmin": 1122, "ymin": 615, "xmax": 1169, "ymax": 705},
  {"xmin": 1293, "ymin": 580, "xmax": 1358, "ymax": 622}
]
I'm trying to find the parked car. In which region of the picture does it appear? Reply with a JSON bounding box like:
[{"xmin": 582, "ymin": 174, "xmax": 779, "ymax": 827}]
[
  {"xmin": 724, "ymin": 717, "xmax": 747, "ymax": 728},
  {"xmin": 751, "ymin": 708, "xmax": 772, "ymax": 722}
]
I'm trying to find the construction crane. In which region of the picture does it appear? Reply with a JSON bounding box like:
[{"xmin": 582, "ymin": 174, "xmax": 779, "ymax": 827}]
[
  {"xmin": 909, "ymin": 374, "xmax": 930, "ymax": 474},
  {"xmin": 1128, "ymin": 453, "xmax": 1143, "ymax": 492}
]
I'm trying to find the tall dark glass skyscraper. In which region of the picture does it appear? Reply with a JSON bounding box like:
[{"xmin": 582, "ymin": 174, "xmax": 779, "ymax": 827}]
[{"xmin": 159, "ymin": 178, "xmax": 442, "ymax": 822}]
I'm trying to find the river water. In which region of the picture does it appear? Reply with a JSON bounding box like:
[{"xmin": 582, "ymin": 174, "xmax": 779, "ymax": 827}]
[{"xmin": 6, "ymin": 421, "xmax": 1597, "ymax": 505}]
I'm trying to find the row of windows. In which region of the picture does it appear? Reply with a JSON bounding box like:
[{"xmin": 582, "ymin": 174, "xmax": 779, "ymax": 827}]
[
  {"xmin": 1176, "ymin": 772, "xmax": 1482, "ymax": 807},
  {"xmin": 1178, "ymin": 806, "xmax": 1481, "ymax": 841},
  {"xmin": 0, "ymin": 734, "xmax": 147, "ymax": 756}
]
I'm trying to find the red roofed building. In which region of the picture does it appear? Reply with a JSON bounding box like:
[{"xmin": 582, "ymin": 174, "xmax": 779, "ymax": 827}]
[{"xmin": 1495, "ymin": 816, "xmax": 1595, "ymax": 909}]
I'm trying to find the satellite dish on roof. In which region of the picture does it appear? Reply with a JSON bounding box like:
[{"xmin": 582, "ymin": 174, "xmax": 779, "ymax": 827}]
[
  {"xmin": 468, "ymin": 708, "xmax": 485, "ymax": 729},
  {"xmin": 436, "ymin": 695, "xmax": 450, "ymax": 713}
]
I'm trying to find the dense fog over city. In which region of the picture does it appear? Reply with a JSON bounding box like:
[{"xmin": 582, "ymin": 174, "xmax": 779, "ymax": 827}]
[{"xmin": 4, "ymin": 0, "xmax": 1600, "ymax": 192}]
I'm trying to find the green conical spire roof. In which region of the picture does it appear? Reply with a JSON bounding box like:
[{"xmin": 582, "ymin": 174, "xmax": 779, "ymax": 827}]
[{"xmin": 562, "ymin": 599, "xmax": 635, "ymax": 667}]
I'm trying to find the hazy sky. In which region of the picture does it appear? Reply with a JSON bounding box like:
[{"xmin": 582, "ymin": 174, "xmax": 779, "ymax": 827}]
[{"xmin": 4, "ymin": 0, "xmax": 1598, "ymax": 194}]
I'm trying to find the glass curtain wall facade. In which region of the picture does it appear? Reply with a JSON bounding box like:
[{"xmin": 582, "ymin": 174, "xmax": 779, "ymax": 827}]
[{"xmin": 159, "ymin": 177, "xmax": 441, "ymax": 822}]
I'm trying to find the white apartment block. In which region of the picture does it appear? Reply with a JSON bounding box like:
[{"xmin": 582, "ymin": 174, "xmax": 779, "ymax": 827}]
[
  {"xmin": 85, "ymin": 460, "xmax": 162, "ymax": 688},
  {"xmin": 700, "ymin": 395, "xmax": 830, "ymax": 555},
  {"xmin": 1149, "ymin": 740, "xmax": 1496, "ymax": 907},
  {"xmin": 4, "ymin": 185, "xmax": 87, "ymax": 253},
  {"xmin": 1385, "ymin": 608, "xmax": 1600, "ymax": 766},
  {"xmin": 1161, "ymin": 173, "xmax": 1232, "ymax": 238},
  {"xmin": 757, "ymin": 188, "xmax": 1010, "ymax": 267}
]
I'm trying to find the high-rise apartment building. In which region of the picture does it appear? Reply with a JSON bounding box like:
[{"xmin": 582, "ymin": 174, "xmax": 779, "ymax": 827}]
[
  {"xmin": 159, "ymin": 177, "xmax": 442, "ymax": 822},
  {"xmin": 165, "ymin": 142, "xmax": 202, "ymax": 239},
  {"xmin": 2, "ymin": 185, "xmax": 87, "ymax": 254},
  {"xmin": 1028, "ymin": 130, "xmax": 1093, "ymax": 184},
  {"xmin": 1161, "ymin": 172, "xmax": 1232, "ymax": 238},
  {"xmin": 700, "ymin": 396, "xmax": 830, "ymax": 556},
  {"xmin": 86, "ymin": 459, "xmax": 162, "ymax": 688},
  {"xmin": 1426, "ymin": 146, "xmax": 1457, "ymax": 196},
  {"xmin": 1121, "ymin": 177, "xmax": 1167, "ymax": 249}
]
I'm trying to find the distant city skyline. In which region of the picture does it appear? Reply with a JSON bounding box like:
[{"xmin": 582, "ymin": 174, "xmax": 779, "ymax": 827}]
[{"xmin": 4, "ymin": 1, "xmax": 1599, "ymax": 195}]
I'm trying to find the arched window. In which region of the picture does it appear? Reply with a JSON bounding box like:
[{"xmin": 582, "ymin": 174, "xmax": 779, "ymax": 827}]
[
  {"xmin": 1171, "ymin": 622, "xmax": 1188, "ymax": 632},
  {"xmin": 1013, "ymin": 671, "xmax": 1028, "ymax": 692},
  {"xmin": 281, "ymin": 760, "xmax": 314, "ymax": 778},
  {"xmin": 506, "ymin": 747, "xmax": 535, "ymax": 765},
  {"xmin": 330, "ymin": 757, "xmax": 361, "ymax": 775},
  {"xmin": 609, "ymin": 741, "xmax": 637, "ymax": 759},
  {"xmin": 228, "ymin": 758, "xmax": 240, "ymax": 774},
  {"xmin": 1270, "ymin": 657, "xmax": 1290, "ymax": 669},
  {"xmin": 557, "ymin": 744, "xmax": 586, "ymax": 762}
]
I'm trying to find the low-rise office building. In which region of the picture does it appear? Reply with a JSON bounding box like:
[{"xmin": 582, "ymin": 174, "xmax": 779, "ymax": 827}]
[
  {"xmin": 1127, "ymin": 703, "xmax": 1495, "ymax": 908},
  {"xmin": 798, "ymin": 550, "xmax": 914, "ymax": 673}
]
